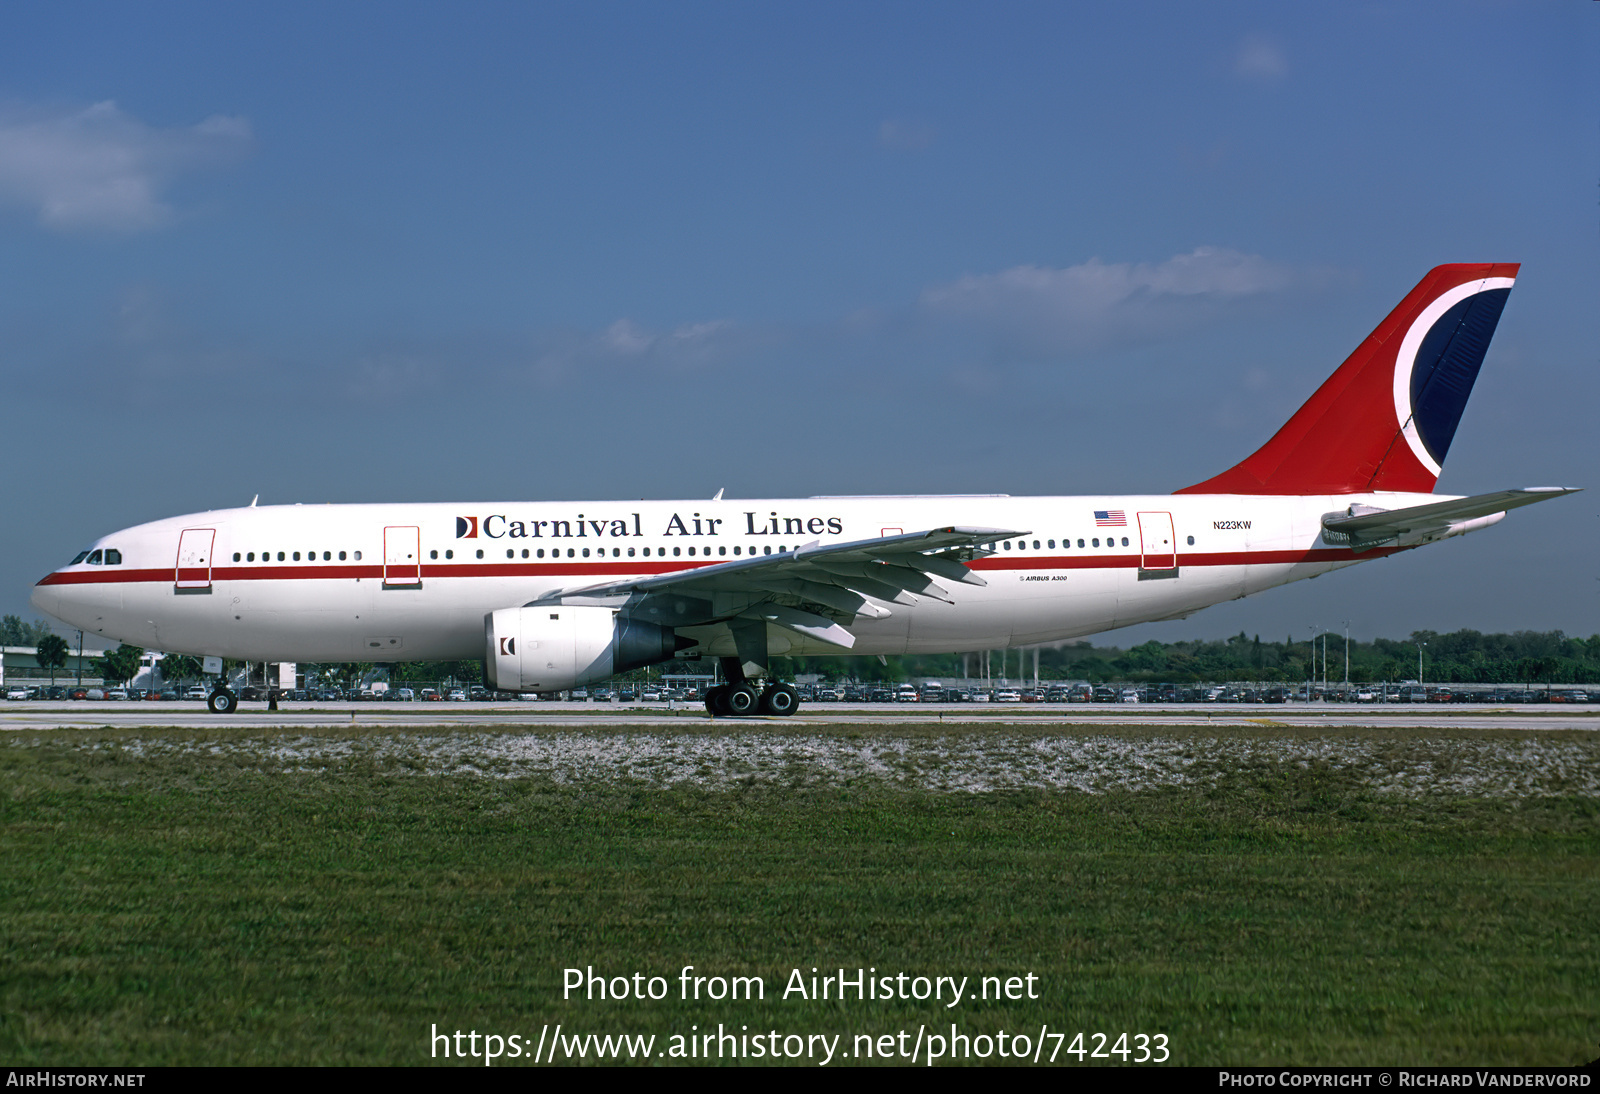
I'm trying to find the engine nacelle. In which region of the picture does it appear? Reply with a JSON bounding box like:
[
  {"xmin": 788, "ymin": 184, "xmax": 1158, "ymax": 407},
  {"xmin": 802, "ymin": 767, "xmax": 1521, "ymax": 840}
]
[{"xmin": 484, "ymin": 605, "xmax": 686, "ymax": 692}]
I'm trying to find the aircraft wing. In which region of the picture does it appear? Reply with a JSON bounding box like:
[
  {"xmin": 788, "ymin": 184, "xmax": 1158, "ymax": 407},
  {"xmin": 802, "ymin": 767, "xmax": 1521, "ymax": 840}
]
[
  {"xmin": 1322, "ymin": 487, "xmax": 1579, "ymax": 550},
  {"xmin": 533, "ymin": 525, "xmax": 1027, "ymax": 650}
]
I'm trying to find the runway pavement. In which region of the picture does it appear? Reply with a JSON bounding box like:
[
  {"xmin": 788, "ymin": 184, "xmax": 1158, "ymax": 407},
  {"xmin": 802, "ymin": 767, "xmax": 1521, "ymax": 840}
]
[{"xmin": 3, "ymin": 699, "xmax": 1596, "ymax": 731}]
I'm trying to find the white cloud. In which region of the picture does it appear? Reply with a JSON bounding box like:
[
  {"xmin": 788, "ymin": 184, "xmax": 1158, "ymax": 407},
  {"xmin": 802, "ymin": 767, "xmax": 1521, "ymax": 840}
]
[
  {"xmin": 918, "ymin": 247, "xmax": 1296, "ymax": 355},
  {"xmin": 0, "ymin": 100, "xmax": 252, "ymax": 232},
  {"xmin": 525, "ymin": 317, "xmax": 739, "ymax": 386},
  {"xmin": 1233, "ymin": 33, "xmax": 1288, "ymax": 82}
]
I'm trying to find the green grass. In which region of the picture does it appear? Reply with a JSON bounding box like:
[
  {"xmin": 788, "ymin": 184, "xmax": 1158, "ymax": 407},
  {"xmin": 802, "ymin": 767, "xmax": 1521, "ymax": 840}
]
[{"xmin": 2, "ymin": 726, "xmax": 1596, "ymax": 1065}]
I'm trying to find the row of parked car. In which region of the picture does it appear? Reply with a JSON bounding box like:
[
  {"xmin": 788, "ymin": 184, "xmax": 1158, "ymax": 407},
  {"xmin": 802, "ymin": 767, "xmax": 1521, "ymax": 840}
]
[
  {"xmin": 8, "ymin": 681, "xmax": 1589, "ymax": 704},
  {"xmin": 4, "ymin": 685, "xmax": 202, "ymax": 701}
]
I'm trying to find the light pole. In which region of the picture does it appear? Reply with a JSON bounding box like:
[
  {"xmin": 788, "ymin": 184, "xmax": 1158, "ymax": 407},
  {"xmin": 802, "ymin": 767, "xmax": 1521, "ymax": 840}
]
[
  {"xmin": 1307, "ymin": 625, "xmax": 1317, "ymax": 702},
  {"xmin": 1417, "ymin": 641, "xmax": 1427, "ymax": 689},
  {"xmin": 1343, "ymin": 621, "xmax": 1351, "ymax": 685}
]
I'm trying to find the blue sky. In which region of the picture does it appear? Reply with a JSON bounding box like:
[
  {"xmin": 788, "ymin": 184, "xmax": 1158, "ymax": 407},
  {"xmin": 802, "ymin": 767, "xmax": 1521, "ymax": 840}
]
[{"xmin": 3, "ymin": 1, "xmax": 1596, "ymax": 646}]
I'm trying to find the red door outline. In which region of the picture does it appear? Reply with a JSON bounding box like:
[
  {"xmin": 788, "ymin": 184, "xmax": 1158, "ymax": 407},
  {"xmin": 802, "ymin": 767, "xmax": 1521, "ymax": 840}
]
[
  {"xmin": 175, "ymin": 528, "xmax": 215, "ymax": 589},
  {"xmin": 383, "ymin": 526, "xmax": 422, "ymax": 586},
  {"xmin": 1137, "ymin": 511, "xmax": 1177, "ymax": 570}
]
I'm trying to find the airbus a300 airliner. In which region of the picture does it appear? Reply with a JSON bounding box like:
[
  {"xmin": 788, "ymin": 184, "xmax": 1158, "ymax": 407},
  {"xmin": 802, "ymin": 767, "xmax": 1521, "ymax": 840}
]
[{"xmin": 32, "ymin": 264, "xmax": 1576, "ymax": 715}]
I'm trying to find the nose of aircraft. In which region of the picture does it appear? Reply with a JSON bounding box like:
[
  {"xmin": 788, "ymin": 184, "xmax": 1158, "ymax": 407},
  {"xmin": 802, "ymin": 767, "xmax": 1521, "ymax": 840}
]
[{"xmin": 30, "ymin": 577, "xmax": 61, "ymax": 621}]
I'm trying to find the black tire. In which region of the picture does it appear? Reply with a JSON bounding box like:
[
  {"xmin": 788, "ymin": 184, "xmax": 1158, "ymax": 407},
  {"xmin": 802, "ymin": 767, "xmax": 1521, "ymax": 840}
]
[
  {"xmin": 207, "ymin": 689, "xmax": 238, "ymax": 714},
  {"xmin": 705, "ymin": 685, "xmax": 727, "ymax": 716},
  {"xmin": 725, "ymin": 684, "xmax": 760, "ymax": 717},
  {"xmin": 760, "ymin": 683, "xmax": 800, "ymax": 717}
]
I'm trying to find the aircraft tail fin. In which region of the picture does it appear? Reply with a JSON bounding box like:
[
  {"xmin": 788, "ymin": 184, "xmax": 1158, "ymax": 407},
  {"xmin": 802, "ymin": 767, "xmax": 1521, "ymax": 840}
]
[{"xmin": 1176, "ymin": 263, "xmax": 1519, "ymax": 495}]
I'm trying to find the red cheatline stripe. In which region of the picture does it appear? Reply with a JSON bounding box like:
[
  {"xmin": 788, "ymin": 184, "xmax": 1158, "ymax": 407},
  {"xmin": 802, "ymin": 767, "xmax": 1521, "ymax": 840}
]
[{"xmin": 36, "ymin": 544, "xmax": 1404, "ymax": 587}]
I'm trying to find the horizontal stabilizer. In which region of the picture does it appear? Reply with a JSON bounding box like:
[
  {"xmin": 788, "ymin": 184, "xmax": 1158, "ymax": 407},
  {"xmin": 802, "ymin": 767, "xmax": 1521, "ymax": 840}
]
[{"xmin": 1322, "ymin": 487, "xmax": 1579, "ymax": 549}]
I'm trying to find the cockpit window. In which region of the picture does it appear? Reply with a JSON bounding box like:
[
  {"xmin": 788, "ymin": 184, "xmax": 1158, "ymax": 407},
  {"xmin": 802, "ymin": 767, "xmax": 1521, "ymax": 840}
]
[
  {"xmin": 86, "ymin": 550, "xmax": 104, "ymax": 565},
  {"xmin": 71, "ymin": 551, "xmax": 90, "ymax": 565},
  {"xmin": 104, "ymin": 549, "xmax": 122, "ymax": 565}
]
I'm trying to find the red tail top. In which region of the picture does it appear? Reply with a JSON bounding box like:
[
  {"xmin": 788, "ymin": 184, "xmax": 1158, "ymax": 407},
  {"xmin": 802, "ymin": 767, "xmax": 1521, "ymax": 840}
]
[{"xmin": 1177, "ymin": 263, "xmax": 1519, "ymax": 496}]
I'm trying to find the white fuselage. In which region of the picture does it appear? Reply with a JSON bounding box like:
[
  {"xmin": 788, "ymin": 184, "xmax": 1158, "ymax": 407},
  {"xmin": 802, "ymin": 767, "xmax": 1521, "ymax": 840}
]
[{"xmin": 33, "ymin": 491, "xmax": 1454, "ymax": 664}]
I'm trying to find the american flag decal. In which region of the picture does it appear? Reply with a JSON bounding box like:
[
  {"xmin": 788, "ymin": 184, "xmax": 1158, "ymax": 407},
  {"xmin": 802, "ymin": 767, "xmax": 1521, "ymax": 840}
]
[{"xmin": 1094, "ymin": 510, "xmax": 1126, "ymax": 527}]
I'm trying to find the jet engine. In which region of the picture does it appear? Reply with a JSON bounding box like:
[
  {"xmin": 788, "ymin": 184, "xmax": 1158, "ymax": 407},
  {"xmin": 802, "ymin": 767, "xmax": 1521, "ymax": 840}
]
[{"xmin": 484, "ymin": 605, "xmax": 689, "ymax": 692}]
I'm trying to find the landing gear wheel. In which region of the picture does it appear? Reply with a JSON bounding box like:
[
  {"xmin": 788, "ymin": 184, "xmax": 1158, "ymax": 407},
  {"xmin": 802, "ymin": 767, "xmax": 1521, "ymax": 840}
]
[
  {"xmin": 705, "ymin": 685, "xmax": 729, "ymax": 716},
  {"xmin": 724, "ymin": 683, "xmax": 760, "ymax": 717},
  {"xmin": 207, "ymin": 688, "xmax": 238, "ymax": 714},
  {"xmin": 759, "ymin": 683, "xmax": 800, "ymax": 717}
]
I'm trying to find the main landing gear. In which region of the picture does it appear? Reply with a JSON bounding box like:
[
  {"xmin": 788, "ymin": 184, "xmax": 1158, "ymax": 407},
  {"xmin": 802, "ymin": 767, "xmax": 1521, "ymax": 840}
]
[
  {"xmin": 704, "ymin": 677, "xmax": 801, "ymax": 718},
  {"xmin": 206, "ymin": 687, "xmax": 238, "ymax": 714}
]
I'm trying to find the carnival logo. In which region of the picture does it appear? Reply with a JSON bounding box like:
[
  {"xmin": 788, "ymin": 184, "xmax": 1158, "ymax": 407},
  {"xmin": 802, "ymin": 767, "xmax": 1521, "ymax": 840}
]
[{"xmin": 456, "ymin": 516, "xmax": 479, "ymax": 538}]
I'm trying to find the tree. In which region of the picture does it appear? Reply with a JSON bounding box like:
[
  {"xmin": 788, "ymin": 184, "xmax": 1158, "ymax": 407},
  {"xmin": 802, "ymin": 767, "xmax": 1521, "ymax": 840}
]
[
  {"xmin": 160, "ymin": 654, "xmax": 202, "ymax": 688},
  {"xmin": 101, "ymin": 645, "xmax": 144, "ymax": 688},
  {"xmin": 35, "ymin": 634, "xmax": 69, "ymax": 685},
  {"xmin": 1, "ymin": 616, "xmax": 53, "ymax": 647}
]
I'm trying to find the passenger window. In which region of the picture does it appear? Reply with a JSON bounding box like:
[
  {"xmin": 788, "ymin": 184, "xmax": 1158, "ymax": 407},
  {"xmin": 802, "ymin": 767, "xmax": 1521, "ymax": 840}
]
[
  {"xmin": 444, "ymin": 550, "xmax": 452, "ymax": 559},
  {"xmin": 537, "ymin": 549, "xmax": 545, "ymax": 558},
  {"xmin": 1002, "ymin": 541, "xmax": 1012, "ymax": 551},
  {"xmin": 354, "ymin": 551, "xmax": 362, "ymax": 560},
  {"xmin": 567, "ymin": 548, "xmax": 575, "ymax": 558},
  {"xmin": 628, "ymin": 547, "xmax": 635, "ymax": 557},
  {"xmin": 247, "ymin": 553, "xmax": 255, "ymax": 562},
  {"xmin": 339, "ymin": 551, "xmax": 347, "ymax": 560},
  {"xmin": 523, "ymin": 549, "xmax": 530, "ymax": 558},
  {"xmin": 232, "ymin": 552, "xmax": 241, "ymax": 562},
  {"xmin": 1032, "ymin": 540, "xmax": 1040, "ymax": 550},
  {"xmin": 293, "ymin": 552, "xmax": 300, "ymax": 561},
  {"xmin": 582, "ymin": 548, "xmax": 590, "ymax": 558},
  {"xmin": 476, "ymin": 549, "xmax": 483, "ymax": 559},
  {"xmin": 1092, "ymin": 538, "xmax": 1099, "ymax": 547},
  {"xmin": 1121, "ymin": 537, "xmax": 1129, "ymax": 547},
  {"xmin": 687, "ymin": 546, "xmax": 695, "ymax": 556},
  {"xmin": 764, "ymin": 546, "xmax": 772, "ymax": 555},
  {"xmin": 1048, "ymin": 540, "xmax": 1055, "ymax": 549},
  {"xmin": 278, "ymin": 552, "xmax": 285, "ymax": 561},
  {"xmin": 673, "ymin": 547, "xmax": 681, "ymax": 556},
  {"xmin": 507, "ymin": 549, "xmax": 514, "ymax": 558},
  {"xmin": 733, "ymin": 546, "xmax": 741, "ymax": 555},
  {"xmin": 1186, "ymin": 536, "xmax": 1194, "ymax": 546},
  {"xmin": 1077, "ymin": 539, "xmax": 1085, "ymax": 548},
  {"xmin": 719, "ymin": 546, "xmax": 726, "ymax": 556},
  {"xmin": 323, "ymin": 551, "xmax": 331, "ymax": 561},
  {"xmin": 430, "ymin": 550, "xmax": 438, "ymax": 559}
]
